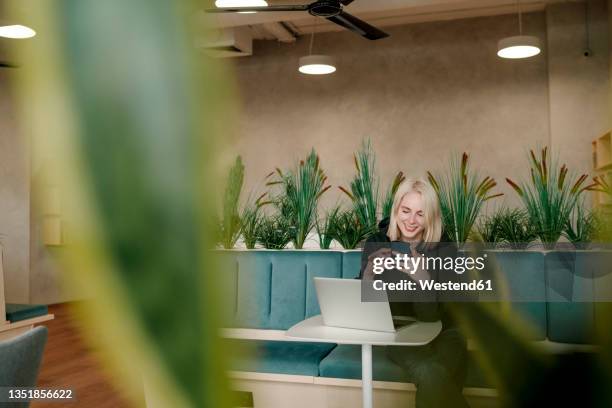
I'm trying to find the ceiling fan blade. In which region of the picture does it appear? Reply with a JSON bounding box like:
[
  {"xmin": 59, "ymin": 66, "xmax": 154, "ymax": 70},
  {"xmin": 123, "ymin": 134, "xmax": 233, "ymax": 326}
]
[
  {"xmin": 340, "ymin": 0, "xmax": 355, "ymax": 5},
  {"xmin": 205, "ymin": 4, "xmax": 309, "ymax": 13},
  {"xmin": 0, "ymin": 62, "xmax": 17, "ymax": 68},
  {"xmin": 326, "ymin": 11, "xmax": 389, "ymax": 40}
]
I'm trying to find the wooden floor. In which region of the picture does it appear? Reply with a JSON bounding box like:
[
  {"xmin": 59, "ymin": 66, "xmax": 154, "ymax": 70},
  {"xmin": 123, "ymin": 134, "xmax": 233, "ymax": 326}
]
[{"xmin": 31, "ymin": 303, "xmax": 133, "ymax": 408}]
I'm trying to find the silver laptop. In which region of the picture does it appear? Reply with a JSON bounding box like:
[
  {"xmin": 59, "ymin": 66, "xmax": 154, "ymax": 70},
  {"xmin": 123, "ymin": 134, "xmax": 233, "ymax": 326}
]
[{"xmin": 314, "ymin": 277, "xmax": 414, "ymax": 333}]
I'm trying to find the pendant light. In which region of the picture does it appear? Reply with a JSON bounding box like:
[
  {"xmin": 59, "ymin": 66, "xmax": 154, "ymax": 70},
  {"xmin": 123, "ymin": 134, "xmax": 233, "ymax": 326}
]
[
  {"xmin": 215, "ymin": 0, "xmax": 268, "ymax": 14},
  {"xmin": 0, "ymin": 24, "xmax": 36, "ymax": 39},
  {"xmin": 497, "ymin": 0, "xmax": 541, "ymax": 59},
  {"xmin": 298, "ymin": 25, "xmax": 336, "ymax": 75}
]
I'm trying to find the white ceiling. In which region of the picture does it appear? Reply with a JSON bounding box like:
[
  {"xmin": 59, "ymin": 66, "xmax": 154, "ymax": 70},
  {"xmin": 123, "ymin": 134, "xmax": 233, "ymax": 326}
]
[{"xmin": 201, "ymin": 0, "xmax": 566, "ymax": 40}]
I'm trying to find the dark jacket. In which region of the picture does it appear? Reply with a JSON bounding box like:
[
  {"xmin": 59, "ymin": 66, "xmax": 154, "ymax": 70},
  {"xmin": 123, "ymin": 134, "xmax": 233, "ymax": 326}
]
[{"xmin": 359, "ymin": 218, "xmax": 458, "ymax": 329}]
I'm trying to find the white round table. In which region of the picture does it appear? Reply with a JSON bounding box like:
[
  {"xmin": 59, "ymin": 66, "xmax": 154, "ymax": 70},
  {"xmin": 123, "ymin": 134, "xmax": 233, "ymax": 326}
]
[{"xmin": 286, "ymin": 315, "xmax": 442, "ymax": 408}]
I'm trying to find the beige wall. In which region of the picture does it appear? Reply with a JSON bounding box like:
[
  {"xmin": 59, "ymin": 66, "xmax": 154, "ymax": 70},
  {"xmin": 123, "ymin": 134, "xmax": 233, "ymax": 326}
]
[
  {"xmin": 228, "ymin": 5, "xmax": 609, "ymax": 213},
  {"xmin": 29, "ymin": 180, "xmax": 71, "ymax": 304},
  {"xmin": 28, "ymin": 100, "xmax": 77, "ymax": 304},
  {"xmin": 229, "ymin": 12, "xmax": 552, "ymax": 211},
  {"xmin": 547, "ymin": 0, "xmax": 610, "ymax": 175},
  {"xmin": 0, "ymin": 69, "xmax": 30, "ymax": 304}
]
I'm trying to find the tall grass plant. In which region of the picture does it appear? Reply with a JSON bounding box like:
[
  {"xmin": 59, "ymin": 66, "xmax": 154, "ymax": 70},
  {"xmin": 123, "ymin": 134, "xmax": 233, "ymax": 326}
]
[
  {"xmin": 506, "ymin": 148, "xmax": 593, "ymax": 247},
  {"xmin": 267, "ymin": 149, "xmax": 330, "ymax": 249},
  {"xmin": 220, "ymin": 156, "xmax": 245, "ymax": 249},
  {"xmin": 428, "ymin": 153, "xmax": 502, "ymax": 243}
]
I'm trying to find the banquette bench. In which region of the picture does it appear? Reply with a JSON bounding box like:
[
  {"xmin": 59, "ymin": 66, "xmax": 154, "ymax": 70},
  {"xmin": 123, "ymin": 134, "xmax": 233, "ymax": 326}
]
[{"xmin": 217, "ymin": 249, "xmax": 604, "ymax": 408}]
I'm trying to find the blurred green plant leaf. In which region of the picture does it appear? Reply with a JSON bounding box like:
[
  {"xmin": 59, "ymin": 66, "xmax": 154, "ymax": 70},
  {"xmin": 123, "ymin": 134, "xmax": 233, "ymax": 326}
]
[{"xmin": 14, "ymin": 0, "xmax": 234, "ymax": 407}]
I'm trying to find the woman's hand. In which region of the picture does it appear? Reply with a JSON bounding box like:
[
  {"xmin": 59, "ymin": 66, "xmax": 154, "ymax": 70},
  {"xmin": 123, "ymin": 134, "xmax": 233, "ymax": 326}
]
[
  {"xmin": 390, "ymin": 246, "xmax": 431, "ymax": 281},
  {"xmin": 363, "ymin": 247, "xmax": 393, "ymax": 280},
  {"xmin": 367, "ymin": 247, "xmax": 393, "ymax": 263}
]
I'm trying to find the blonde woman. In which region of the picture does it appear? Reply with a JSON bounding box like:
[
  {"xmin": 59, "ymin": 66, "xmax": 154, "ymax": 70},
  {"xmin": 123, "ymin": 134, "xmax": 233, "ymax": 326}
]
[{"xmin": 360, "ymin": 178, "xmax": 469, "ymax": 408}]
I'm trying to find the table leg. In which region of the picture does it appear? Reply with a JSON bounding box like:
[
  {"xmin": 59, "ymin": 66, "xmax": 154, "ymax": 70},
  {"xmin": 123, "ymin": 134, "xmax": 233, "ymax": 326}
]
[{"xmin": 362, "ymin": 344, "xmax": 373, "ymax": 408}]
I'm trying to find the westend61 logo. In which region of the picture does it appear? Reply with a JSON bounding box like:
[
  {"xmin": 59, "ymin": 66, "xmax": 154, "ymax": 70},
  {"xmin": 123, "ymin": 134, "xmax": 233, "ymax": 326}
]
[{"xmin": 371, "ymin": 253, "xmax": 488, "ymax": 275}]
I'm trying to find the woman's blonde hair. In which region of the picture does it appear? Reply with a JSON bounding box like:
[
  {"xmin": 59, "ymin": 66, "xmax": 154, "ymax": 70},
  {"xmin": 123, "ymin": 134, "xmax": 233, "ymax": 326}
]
[{"xmin": 387, "ymin": 178, "xmax": 442, "ymax": 244}]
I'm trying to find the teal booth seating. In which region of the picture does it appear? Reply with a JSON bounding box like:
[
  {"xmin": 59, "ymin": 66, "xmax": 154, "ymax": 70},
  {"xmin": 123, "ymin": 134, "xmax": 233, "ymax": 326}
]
[
  {"xmin": 229, "ymin": 340, "xmax": 337, "ymax": 377},
  {"xmin": 5, "ymin": 304, "xmax": 49, "ymax": 323},
  {"xmin": 218, "ymin": 249, "xmax": 600, "ymax": 391}
]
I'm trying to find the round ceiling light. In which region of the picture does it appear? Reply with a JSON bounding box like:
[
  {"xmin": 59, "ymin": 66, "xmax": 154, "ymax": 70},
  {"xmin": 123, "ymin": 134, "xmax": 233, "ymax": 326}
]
[
  {"xmin": 215, "ymin": 0, "xmax": 268, "ymax": 13},
  {"xmin": 0, "ymin": 25, "xmax": 36, "ymax": 39},
  {"xmin": 497, "ymin": 35, "xmax": 541, "ymax": 59},
  {"xmin": 298, "ymin": 55, "xmax": 336, "ymax": 75}
]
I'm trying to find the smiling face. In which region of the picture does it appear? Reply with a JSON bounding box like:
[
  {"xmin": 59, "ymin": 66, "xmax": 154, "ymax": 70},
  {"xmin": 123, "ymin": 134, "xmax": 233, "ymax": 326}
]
[{"xmin": 396, "ymin": 191, "xmax": 426, "ymax": 242}]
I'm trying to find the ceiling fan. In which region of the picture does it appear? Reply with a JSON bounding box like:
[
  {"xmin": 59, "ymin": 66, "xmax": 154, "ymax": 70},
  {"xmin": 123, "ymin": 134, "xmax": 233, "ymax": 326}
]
[{"xmin": 206, "ymin": 0, "xmax": 389, "ymax": 40}]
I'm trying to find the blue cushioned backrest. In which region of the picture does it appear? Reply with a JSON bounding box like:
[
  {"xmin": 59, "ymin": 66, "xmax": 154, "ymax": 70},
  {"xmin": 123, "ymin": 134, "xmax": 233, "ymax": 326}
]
[
  {"xmin": 269, "ymin": 251, "xmax": 343, "ymax": 327},
  {"xmin": 487, "ymin": 250, "xmax": 547, "ymax": 340},
  {"xmin": 0, "ymin": 326, "xmax": 48, "ymax": 397},
  {"xmin": 236, "ymin": 251, "xmax": 274, "ymax": 328},
  {"xmin": 342, "ymin": 251, "xmax": 362, "ymax": 279},
  {"xmin": 217, "ymin": 250, "xmax": 248, "ymax": 325},
  {"xmin": 546, "ymin": 250, "xmax": 595, "ymax": 343},
  {"xmin": 220, "ymin": 250, "xmax": 343, "ymax": 330},
  {"xmin": 219, "ymin": 249, "xmax": 606, "ymax": 345},
  {"xmin": 592, "ymin": 250, "xmax": 612, "ymax": 342}
]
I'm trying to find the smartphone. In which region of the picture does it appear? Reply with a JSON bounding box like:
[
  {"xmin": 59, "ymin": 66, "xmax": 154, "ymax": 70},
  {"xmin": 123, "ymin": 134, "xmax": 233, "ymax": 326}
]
[{"xmin": 390, "ymin": 241, "xmax": 411, "ymax": 254}]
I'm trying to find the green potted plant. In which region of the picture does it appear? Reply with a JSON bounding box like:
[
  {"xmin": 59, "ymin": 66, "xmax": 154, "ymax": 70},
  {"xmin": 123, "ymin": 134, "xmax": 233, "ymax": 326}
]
[
  {"xmin": 502, "ymin": 148, "xmax": 598, "ymax": 337},
  {"xmin": 219, "ymin": 156, "xmax": 244, "ymax": 249},
  {"xmin": 339, "ymin": 139, "xmax": 404, "ymax": 238},
  {"xmin": 428, "ymin": 152, "xmax": 502, "ymax": 244},
  {"xmin": 592, "ymin": 173, "xmax": 612, "ymax": 197},
  {"xmin": 382, "ymin": 171, "xmax": 406, "ymax": 220},
  {"xmin": 506, "ymin": 147, "xmax": 593, "ymax": 248},
  {"xmin": 240, "ymin": 193, "xmax": 267, "ymax": 249},
  {"xmin": 591, "ymin": 174, "xmax": 612, "ymax": 241},
  {"xmin": 474, "ymin": 209, "xmax": 505, "ymax": 244},
  {"xmin": 316, "ymin": 206, "xmax": 341, "ymax": 249},
  {"xmin": 476, "ymin": 208, "xmax": 537, "ymax": 249},
  {"xmin": 339, "ymin": 139, "xmax": 379, "ymax": 232},
  {"xmin": 564, "ymin": 201, "xmax": 601, "ymax": 248},
  {"xmin": 266, "ymin": 149, "xmax": 330, "ymax": 249},
  {"xmin": 256, "ymin": 215, "xmax": 293, "ymax": 250},
  {"xmin": 328, "ymin": 209, "xmax": 376, "ymax": 250}
]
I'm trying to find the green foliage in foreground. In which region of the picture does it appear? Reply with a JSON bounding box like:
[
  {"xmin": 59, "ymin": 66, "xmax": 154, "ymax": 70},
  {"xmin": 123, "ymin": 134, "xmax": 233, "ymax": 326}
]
[
  {"xmin": 19, "ymin": 1, "xmax": 234, "ymax": 406},
  {"xmin": 29, "ymin": 0, "xmax": 612, "ymax": 405}
]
